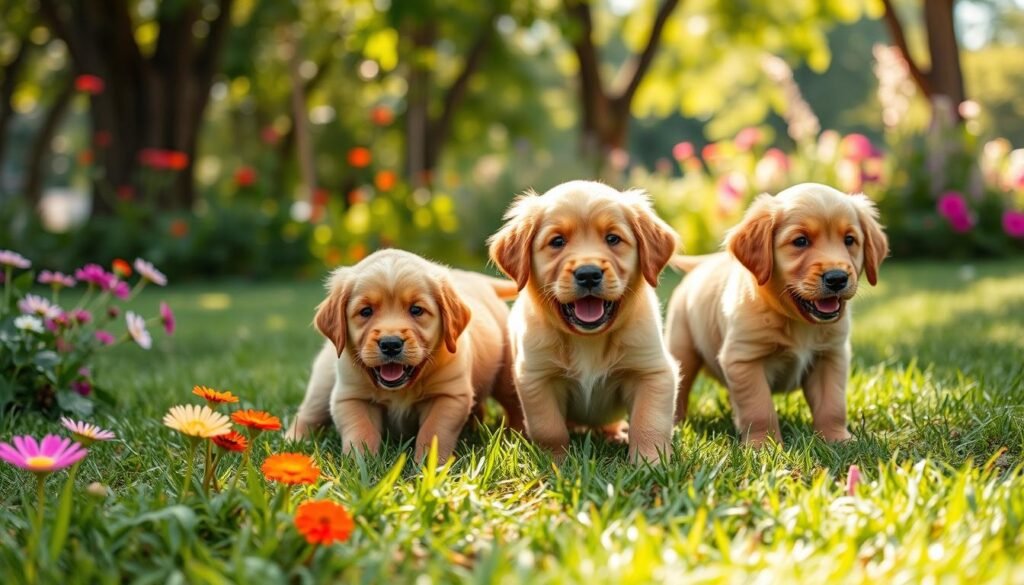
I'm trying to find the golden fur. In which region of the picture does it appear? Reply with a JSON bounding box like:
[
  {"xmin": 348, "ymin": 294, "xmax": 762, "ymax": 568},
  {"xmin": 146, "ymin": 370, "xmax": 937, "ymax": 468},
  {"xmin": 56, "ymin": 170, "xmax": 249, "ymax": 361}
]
[
  {"xmin": 287, "ymin": 249, "xmax": 524, "ymax": 462},
  {"xmin": 488, "ymin": 180, "xmax": 680, "ymax": 462},
  {"xmin": 665, "ymin": 183, "xmax": 888, "ymax": 445}
]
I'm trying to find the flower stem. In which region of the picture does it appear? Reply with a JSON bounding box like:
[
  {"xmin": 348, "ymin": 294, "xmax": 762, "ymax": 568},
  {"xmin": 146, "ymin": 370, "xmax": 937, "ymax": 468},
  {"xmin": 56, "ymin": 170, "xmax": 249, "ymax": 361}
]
[
  {"xmin": 202, "ymin": 440, "xmax": 213, "ymax": 494},
  {"xmin": 2, "ymin": 266, "xmax": 12, "ymax": 317},
  {"xmin": 179, "ymin": 439, "xmax": 198, "ymax": 502},
  {"xmin": 26, "ymin": 473, "xmax": 47, "ymax": 585}
]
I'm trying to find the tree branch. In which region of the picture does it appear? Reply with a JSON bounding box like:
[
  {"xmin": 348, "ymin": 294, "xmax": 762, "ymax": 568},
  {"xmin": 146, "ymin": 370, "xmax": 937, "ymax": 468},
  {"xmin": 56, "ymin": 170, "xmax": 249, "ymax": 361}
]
[
  {"xmin": 611, "ymin": 0, "xmax": 681, "ymax": 105},
  {"xmin": 194, "ymin": 0, "xmax": 235, "ymax": 92},
  {"xmin": 567, "ymin": 0, "xmax": 605, "ymax": 101},
  {"xmin": 879, "ymin": 0, "xmax": 933, "ymax": 97}
]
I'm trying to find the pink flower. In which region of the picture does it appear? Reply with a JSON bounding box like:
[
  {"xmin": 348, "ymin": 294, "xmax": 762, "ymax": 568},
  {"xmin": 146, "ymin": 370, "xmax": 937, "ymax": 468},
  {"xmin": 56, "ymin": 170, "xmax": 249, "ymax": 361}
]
[
  {"xmin": 126, "ymin": 311, "xmax": 151, "ymax": 349},
  {"xmin": 133, "ymin": 258, "xmax": 167, "ymax": 286},
  {"xmin": 1002, "ymin": 210, "xmax": 1024, "ymax": 238},
  {"xmin": 94, "ymin": 330, "xmax": 115, "ymax": 345},
  {"xmin": 111, "ymin": 280, "xmax": 130, "ymax": 300},
  {"xmin": 71, "ymin": 379, "xmax": 92, "ymax": 396},
  {"xmin": 734, "ymin": 127, "xmax": 762, "ymax": 152},
  {"xmin": 46, "ymin": 313, "xmax": 69, "ymax": 332},
  {"xmin": 75, "ymin": 264, "xmax": 115, "ymax": 289},
  {"xmin": 948, "ymin": 214, "xmax": 973, "ymax": 233},
  {"xmin": 840, "ymin": 133, "xmax": 875, "ymax": 161},
  {"xmin": 846, "ymin": 464, "xmax": 861, "ymax": 496},
  {"xmin": 69, "ymin": 309, "xmax": 92, "ymax": 325},
  {"xmin": 18, "ymin": 294, "xmax": 62, "ymax": 320},
  {"xmin": 60, "ymin": 417, "xmax": 115, "ymax": 444},
  {"xmin": 0, "ymin": 435, "xmax": 87, "ymax": 474},
  {"xmin": 38, "ymin": 270, "xmax": 76, "ymax": 288},
  {"xmin": 0, "ymin": 250, "xmax": 31, "ymax": 269},
  {"xmin": 701, "ymin": 143, "xmax": 720, "ymax": 163},
  {"xmin": 937, "ymin": 191, "xmax": 969, "ymax": 219},
  {"xmin": 159, "ymin": 302, "xmax": 175, "ymax": 335},
  {"xmin": 672, "ymin": 142, "xmax": 695, "ymax": 161}
]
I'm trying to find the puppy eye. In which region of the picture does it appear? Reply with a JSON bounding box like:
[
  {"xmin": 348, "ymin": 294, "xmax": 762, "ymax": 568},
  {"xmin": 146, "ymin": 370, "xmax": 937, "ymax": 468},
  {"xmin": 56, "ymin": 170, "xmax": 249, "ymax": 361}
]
[
  {"xmin": 359, "ymin": 307, "xmax": 373, "ymax": 318},
  {"xmin": 549, "ymin": 236, "xmax": 566, "ymax": 249},
  {"xmin": 793, "ymin": 236, "xmax": 810, "ymax": 248},
  {"xmin": 605, "ymin": 234, "xmax": 622, "ymax": 246},
  {"xmin": 409, "ymin": 305, "xmax": 424, "ymax": 317},
  {"xmin": 844, "ymin": 235, "xmax": 856, "ymax": 246}
]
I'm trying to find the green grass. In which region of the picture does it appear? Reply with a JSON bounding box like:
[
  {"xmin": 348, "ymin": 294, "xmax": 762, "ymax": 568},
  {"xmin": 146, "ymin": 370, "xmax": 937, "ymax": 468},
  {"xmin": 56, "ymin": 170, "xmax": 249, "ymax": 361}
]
[{"xmin": 2, "ymin": 260, "xmax": 1023, "ymax": 583}]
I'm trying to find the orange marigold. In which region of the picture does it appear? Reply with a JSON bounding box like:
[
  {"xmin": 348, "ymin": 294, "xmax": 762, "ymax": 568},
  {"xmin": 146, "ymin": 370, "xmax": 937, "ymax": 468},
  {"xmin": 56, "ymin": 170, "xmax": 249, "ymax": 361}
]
[
  {"xmin": 192, "ymin": 385, "xmax": 239, "ymax": 405},
  {"xmin": 211, "ymin": 430, "xmax": 248, "ymax": 452},
  {"xmin": 232, "ymin": 409, "xmax": 282, "ymax": 431},
  {"xmin": 262, "ymin": 453, "xmax": 320, "ymax": 485},
  {"xmin": 294, "ymin": 500, "xmax": 354, "ymax": 545}
]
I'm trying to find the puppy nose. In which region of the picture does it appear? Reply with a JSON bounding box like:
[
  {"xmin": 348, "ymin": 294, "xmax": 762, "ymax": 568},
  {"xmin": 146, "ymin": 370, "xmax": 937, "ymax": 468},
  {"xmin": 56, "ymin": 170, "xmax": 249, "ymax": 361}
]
[
  {"xmin": 378, "ymin": 336, "xmax": 404, "ymax": 357},
  {"xmin": 573, "ymin": 265, "xmax": 603, "ymax": 289},
  {"xmin": 822, "ymin": 270, "xmax": 849, "ymax": 292}
]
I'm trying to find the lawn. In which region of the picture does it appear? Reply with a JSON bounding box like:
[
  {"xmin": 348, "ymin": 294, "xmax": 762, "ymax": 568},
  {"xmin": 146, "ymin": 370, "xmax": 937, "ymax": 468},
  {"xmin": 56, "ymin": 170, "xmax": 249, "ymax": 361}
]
[{"xmin": 2, "ymin": 259, "xmax": 1023, "ymax": 583}]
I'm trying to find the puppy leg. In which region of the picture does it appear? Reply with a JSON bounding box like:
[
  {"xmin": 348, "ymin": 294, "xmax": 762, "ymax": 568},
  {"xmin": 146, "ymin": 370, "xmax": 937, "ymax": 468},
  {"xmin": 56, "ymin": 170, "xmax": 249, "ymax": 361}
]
[
  {"xmin": 286, "ymin": 345, "xmax": 337, "ymax": 440},
  {"xmin": 331, "ymin": 397, "xmax": 384, "ymax": 457},
  {"xmin": 492, "ymin": 353, "xmax": 526, "ymax": 433},
  {"xmin": 802, "ymin": 350, "xmax": 852, "ymax": 442},
  {"xmin": 723, "ymin": 359, "xmax": 782, "ymax": 446},
  {"xmin": 668, "ymin": 332, "xmax": 703, "ymax": 424},
  {"xmin": 625, "ymin": 369, "xmax": 678, "ymax": 462},
  {"xmin": 518, "ymin": 376, "xmax": 571, "ymax": 461},
  {"xmin": 415, "ymin": 393, "xmax": 473, "ymax": 463}
]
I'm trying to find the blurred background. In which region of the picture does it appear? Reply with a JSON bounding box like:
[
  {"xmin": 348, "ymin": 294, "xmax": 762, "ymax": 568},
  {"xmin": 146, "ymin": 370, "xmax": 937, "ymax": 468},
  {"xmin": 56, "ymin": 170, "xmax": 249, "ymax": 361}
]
[{"xmin": 1, "ymin": 0, "xmax": 1022, "ymax": 279}]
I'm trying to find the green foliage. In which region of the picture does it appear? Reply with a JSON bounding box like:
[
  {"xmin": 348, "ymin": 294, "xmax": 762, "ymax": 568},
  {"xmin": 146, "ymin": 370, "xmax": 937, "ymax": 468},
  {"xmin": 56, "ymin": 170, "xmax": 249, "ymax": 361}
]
[{"xmin": 0, "ymin": 262, "xmax": 1023, "ymax": 581}]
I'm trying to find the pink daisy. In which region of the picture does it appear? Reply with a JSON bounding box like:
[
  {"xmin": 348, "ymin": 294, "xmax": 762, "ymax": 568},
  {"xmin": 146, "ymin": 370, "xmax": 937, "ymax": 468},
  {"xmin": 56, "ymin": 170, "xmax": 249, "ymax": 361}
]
[
  {"xmin": 159, "ymin": 302, "xmax": 175, "ymax": 334},
  {"xmin": 18, "ymin": 294, "xmax": 62, "ymax": 320},
  {"xmin": 75, "ymin": 264, "xmax": 114, "ymax": 289},
  {"xmin": 94, "ymin": 330, "xmax": 116, "ymax": 345},
  {"xmin": 0, "ymin": 435, "xmax": 87, "ymax": 474},
  {"xmin": 38, "ymin": 270, "xmax": 76, "ymax": 288},
  {"xmin": 0, "ymin": 250, "xmax": 31, "ymax": 269},
  {"xmin": 133, "ymin": 258, "xmax": 167, "ymax": 286},
  {"xmin": 60, "ymin": 417, "xmax": 115, "ymax": 445}
]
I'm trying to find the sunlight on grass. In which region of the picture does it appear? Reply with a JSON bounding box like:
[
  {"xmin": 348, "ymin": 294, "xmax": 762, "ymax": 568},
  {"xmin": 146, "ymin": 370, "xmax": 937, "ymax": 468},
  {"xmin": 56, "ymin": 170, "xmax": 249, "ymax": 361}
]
[{"xmin": 197, "ymin": 293, "xmax": 232, "ymax": 311}]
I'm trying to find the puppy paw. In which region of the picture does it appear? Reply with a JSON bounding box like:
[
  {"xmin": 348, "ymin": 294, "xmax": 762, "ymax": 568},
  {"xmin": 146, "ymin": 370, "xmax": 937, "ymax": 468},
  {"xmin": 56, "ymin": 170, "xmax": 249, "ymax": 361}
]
[{"xmin": 600, "ymin": 420, "xmax": 630, "ymax": 445}]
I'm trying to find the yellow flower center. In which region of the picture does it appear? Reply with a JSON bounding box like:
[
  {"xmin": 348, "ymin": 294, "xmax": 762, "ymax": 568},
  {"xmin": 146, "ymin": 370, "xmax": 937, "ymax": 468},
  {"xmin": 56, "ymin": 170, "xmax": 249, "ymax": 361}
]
[
  {"xmin": 181, "ymin": 421, "xmax": 213, "ymax": 436},
  {"xmin": 26, "ymin": 455, "xmax": 55, "ymax": 470}
]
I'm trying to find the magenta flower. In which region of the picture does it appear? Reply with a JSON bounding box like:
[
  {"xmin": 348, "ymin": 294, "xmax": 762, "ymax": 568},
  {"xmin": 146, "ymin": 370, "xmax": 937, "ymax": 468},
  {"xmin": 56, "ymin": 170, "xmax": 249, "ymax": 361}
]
[
  {"xmin": 94, "ymin": 330, "xmax": 115, "ymax": 345},
  {"xmin": 840, "ymin": 133, "xmax": 875, "ymax": 161},
  {"xmin": 0, "ymin": 435, "xmax": 87, "ymax": 474},
  {"xmin": 846, "ymin": 464, "xmax": 862, "ymax": 496},
  {"xmin": 937, "ymin": 191, "xmax": 969, "ymax": 219},
  {"xmin": 18, "ymin": 294, "xmax": 62, "ymax": 320},
  {"xmin": 69, "ymin": 308, "xmax": 92, "ymax": 325},
  {"xmin": 60, "ymin": 417, "xmax": 114, "ymax": 445},
  {"xmin": 133, "ymin": 258, "xmax": 167, "ymax": 286},
  {"xmin": 38, "ymin": 270, "xmax": 76, "ymax": 288},
  {"xmin": 0, "ymin": 250, "xmax": 31, "ymax": 269},
  {"xmin": 672, "ymin": 141, "xmax": 695, "ymax": 161},
  {"xmin": 126, "ymin": 311, "xmax": 152, "ymax": 349},
  {"xmin": 734, "ymin": 127, "xmax": 762, "ymax": 152},
  {"xmin": 1002, "ymin": 210, "xmax": 1024, "ymax": 239},
  {"xmin": 948, "ymin": 214, "xmax": 973, "ymax": 233},
  {"xmin": 159, "ymin": 302, "xmax": 175, "ymax": 335},
  {"xmin": 111, "ymin": 280, "xmax": 131, "ymax": 300},
  {"xmin": 75, "ymin": 264, "xmax": 114, "ymax": 289}
]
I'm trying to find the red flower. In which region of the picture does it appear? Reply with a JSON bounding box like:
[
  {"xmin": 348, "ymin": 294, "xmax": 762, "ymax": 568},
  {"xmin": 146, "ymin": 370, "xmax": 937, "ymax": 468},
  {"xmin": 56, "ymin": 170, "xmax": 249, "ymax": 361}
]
[
  {"xmin": 74, "ymin": 74, "xmax": 105, "ymax": 95},
  {"xmin": 78, "ymin": 150, "xmax": 94, "ymax": 165},
  {"xmin": 370, "ymin": 106, "xmax": 393, "ymax": 126},
  {"xmin": 260, "ymin": 126, "xmax": 281, "ymax": 145},
  {"xmin": 234, "ymin": 166, "xmax": 257, "ymax": 188},
  {"xmin": 139, "ymin": 148, "xmax": 189, "ymax": 171},
  {"xmin": 672, "ymin": 142, "xmax": 694, "ymax": 161},
  {"xmin": 311, "ymin": 189, "xmax": 330, "ymax": 207},
  {"xmin": 112, "ymin": 259, "xmax": 132, "ymax": 278},
  {"xmin": 347, "ymin": 147, "xmax": 372, "ymax": 168},
  {"xmin": 374, "ymin": 170, "xmax": 397, "ymax": 192},
  {"xmin": 294, "ymin": 500, "xmax": 354, "ymax": 545},
  {"xmin": 169, "ymin": 219, "xmax": 189, "ymax": 238}
]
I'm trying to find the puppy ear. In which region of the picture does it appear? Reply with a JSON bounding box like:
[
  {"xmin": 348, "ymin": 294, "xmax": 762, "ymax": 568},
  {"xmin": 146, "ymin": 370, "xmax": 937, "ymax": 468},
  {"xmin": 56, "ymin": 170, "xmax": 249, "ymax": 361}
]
[
  {"xmin": 314, "ymin": 269, "xmax": 351, "ymax": 356},
  {"xmin": 437, "ymin": 277, "xmax": 472, "ymax": 354},
  {"xmin": 626, "ymin": 192, "xmax": 680, "ymax": 287},
  {"xmin": 850, "ymin": 193, "xmax": 889, "ymax": 286},
  {"xmin": 487, "ymin": 192, "xmax": 540, "ymax": 290},
  {"xmin": 726, "ymin": 194, "xmax": 776, "ymax": 286}
]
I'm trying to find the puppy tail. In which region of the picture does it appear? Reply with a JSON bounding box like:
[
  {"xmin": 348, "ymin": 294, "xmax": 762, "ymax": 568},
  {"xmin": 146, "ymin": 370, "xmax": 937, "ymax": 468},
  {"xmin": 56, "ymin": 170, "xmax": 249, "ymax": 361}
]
[
  {"xmin": 482, "ymin": 276, "xmax": 520, "ymax": 301},
  {"xmin": 668, "ymin": 254, "xmax": 715, "ymax": 273}
]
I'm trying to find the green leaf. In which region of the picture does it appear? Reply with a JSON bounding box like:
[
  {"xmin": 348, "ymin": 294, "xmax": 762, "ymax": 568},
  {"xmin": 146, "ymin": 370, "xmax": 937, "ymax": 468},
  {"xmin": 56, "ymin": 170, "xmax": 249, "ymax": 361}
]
[
  {"xmin": 56, "ymin": 390, "xmax": 94, "ymax": 418},
  {"xmin": 49, "ymin": 466, "xmax": 79, "ymax": 562}
]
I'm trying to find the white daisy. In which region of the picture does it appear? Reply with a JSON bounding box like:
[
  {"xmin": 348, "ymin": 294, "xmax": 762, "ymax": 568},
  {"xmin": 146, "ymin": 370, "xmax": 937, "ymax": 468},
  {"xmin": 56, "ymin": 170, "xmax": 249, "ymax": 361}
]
[
  {"xmin": 14, "ymin": 315, "xmax": 44, "ymax": 333},
  {"xmin": 125, "ymin": 311, "xmax": 152, "ymax": 349},
  {"xmin": 17, "ymin": 294, "xmax": 62, "ymax": 320}
]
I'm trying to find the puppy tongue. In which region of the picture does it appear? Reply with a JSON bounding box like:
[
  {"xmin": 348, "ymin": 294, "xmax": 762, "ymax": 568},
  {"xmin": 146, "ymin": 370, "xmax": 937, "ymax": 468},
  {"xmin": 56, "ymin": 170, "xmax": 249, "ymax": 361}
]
[
  {"xmin": 573, "ymin": 297, "xmax": 606, "ymax": 323},
  {"xmin": 379, "ymin": 363, "xmax": 405, "ymax": 382},
  {"xmin": 814, "ymin": 298, "xmax": 840, "ymax": 313}
]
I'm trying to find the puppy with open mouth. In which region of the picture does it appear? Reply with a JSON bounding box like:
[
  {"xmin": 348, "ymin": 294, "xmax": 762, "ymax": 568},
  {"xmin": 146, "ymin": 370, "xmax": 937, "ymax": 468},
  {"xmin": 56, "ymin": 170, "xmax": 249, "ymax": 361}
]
[
  {"xmin": 489, "ymin": 180, "xmax": 681, "ymax": 463},
  {"xmin": 286, "ymin": 249, "xmax": 524, "ymax": 462},
  {"xmin": 665, "ymin": 183, "xmax": 888, "ymax": 445}
]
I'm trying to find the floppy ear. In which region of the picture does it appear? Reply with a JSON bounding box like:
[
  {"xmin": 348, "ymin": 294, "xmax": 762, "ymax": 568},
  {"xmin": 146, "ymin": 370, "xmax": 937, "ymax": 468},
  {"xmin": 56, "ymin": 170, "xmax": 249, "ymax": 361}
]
[
  {"xmin": 850, "ymin": 193, "xmax": 889, "ymax": 286},
  {"xmin": 627, "ymin": 194, "xmax": 680, "ymax": 287},
  {"xmin": 726, "ymin": 194, "xmax": 776, "ymax": 286},
  {"xmin": 436, "ymin": 277, "xmax": 472, "ymax": 354},
  {"xmin": 487, "ymin": 193, "xmax": 540, "ymax": 290},
  {"xmin": 314, "ymin": 269, "xmax": 351, "ymax": 356}
]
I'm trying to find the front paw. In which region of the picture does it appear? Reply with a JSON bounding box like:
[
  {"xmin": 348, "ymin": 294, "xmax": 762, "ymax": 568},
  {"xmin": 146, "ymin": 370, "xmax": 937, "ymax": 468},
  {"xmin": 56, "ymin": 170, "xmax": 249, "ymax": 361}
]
[
  {"xmin": 628, "ymin": 441, "xmax": 671, "ymax": 464},
  {"xmin": 818, "ymin": 428, "xmax": 852, "ymax": 442},
  {"xmin": 341, "ymin": 435, "xmax": 381, "ymax": 458}
]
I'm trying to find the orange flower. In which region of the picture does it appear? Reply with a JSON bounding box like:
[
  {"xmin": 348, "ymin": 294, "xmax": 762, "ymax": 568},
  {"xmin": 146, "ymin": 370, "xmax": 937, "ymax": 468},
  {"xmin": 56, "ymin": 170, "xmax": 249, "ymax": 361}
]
[
  {"xmin": 212, "ymin": 430, "xmax": 248, "ymax": 452},
  {"xmin": 262, "ymin": 453, "xmax": 319, "ymax": 485},
  {"xmin": 169, "ymin": 219, "xmax": 189, "ymax": 238},
  {"xmin": 347, "ymin": 147, "xmax": 372, "ymax": 168},
  {"xmin": 112, "ymin": 259, "xmax": 132, "ymax": 278},
  {"xmin": 192, "ymin": 385, "xmax": 239, "ymax": 405},
  {"xmin": 374, "ymin": 170, "xmax": 397, "ymax": 192},
  {"xmin": 232, "ymin": 409, "xmax": 282, "ymax": 431},
  {"xmin": 294, "ymin": 500, "xmax": 354, "ymax": 545},
  {"xmin": 370, "ymin": 105, "xmax": 393, "ymax": 126}
]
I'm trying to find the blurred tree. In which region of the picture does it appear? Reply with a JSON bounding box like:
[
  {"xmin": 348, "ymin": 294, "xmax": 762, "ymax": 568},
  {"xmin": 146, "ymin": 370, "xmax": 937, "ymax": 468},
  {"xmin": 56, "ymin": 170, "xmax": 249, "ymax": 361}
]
[
  {"xmin": 880, "ymin": 0, "xmax": 966, "ymax": 120},
  {"xmin": 37, "ymin": 0, "xmax": 238, "ymax": 211},
  {"xmin": 0, "ymin": 2, "xmax": 33, "ymax": 176}
]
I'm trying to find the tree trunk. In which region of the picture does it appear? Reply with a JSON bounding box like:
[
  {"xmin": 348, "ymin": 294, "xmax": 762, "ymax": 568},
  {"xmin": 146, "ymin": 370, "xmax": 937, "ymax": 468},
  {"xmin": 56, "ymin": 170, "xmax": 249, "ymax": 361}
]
[
  {"xmin": 0, "ymin": 41, "xmax": 29, "ymax": 177},
  {"xmin": 24, "ymin": 80, "xmax": 73, "ymax": 207},
  {"xmin": 924, "ymin": 0, "xmax": 965, "ymax": 115},
  {"xmin": 404, "ymin": 22, "xmax": 434, "ymax": 187}
]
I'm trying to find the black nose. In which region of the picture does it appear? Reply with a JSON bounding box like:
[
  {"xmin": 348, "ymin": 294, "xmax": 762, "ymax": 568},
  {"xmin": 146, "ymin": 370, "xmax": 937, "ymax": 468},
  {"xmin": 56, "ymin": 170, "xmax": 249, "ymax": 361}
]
[
  {"xmin": 573, "ymin": 265, "xmax": 603, "ymax": 289},
  {"xmin": 822, "ymin": 270, "xmax": 849, "ymax": 292},
  {"xmin": 378, "ymin": 336, "xmax": 404, "ymax": 357}
]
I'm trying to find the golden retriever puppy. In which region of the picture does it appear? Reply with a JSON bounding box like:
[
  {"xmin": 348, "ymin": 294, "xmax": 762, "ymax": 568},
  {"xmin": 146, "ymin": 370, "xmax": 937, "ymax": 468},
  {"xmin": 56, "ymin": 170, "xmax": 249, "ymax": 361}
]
[
  {"xmin": 286, "ymin": 249, "xmax": 524, "ymax": 462},
  {"xmin": 665, "ymin": 183, "xmax": 888, "ymax": 445},
  {"xmin": 488, "ymin": 180, "xmax": 680, "ymax": 462}
]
